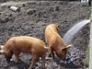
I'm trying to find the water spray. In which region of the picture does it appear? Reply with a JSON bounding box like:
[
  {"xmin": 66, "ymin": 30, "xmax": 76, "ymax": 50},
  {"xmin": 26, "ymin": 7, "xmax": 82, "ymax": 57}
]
[{"xmin": 63, "ymin": 19, "xmax": 91, "ymax": 45}]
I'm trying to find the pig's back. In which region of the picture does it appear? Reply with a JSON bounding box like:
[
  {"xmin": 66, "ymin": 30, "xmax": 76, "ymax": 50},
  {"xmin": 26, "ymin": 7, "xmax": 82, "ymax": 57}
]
[{"xmin": 4, "ymin": 36, "xmax": 46, "ymax": 55}]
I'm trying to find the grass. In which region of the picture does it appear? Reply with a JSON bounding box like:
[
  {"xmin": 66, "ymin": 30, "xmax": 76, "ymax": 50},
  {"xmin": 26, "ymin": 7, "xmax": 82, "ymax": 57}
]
[
  {"xmin": 84, "ymin": 46, "xmax": 90, "ymax": 68},
  {"xmin": 85, "ymin": 2, "xmax": 92, "ymax": 68}
]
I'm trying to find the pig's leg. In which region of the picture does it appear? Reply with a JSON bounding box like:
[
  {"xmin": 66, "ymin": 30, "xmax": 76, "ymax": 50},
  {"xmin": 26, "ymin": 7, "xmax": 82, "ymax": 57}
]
[
  {"xmin": 51, "ymin": 49, "xmax": 54, "ymax": 61},
  {"xmin": 28, "ymin": 55, "xmax": 39, "ymax": 69},
  {"xmin": 46, "ymin": 48, "xmax": 54, "ymax": 61},
  {"xmin": 13, "ymin": 51, "xmax": 20, "ymax": 63},
  {"xmin": 41, "ymin": 54, "xmax": 45, "ymax": 69},
  {"xmin": 46, "ymin": 47, "xmax": 52, "ymax": 57}
]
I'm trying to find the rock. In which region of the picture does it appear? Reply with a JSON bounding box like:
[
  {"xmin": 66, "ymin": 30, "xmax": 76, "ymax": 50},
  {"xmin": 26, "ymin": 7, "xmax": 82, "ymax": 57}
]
[
  {"xmin": 55, "ymin": 6, "xmax": 60, "ymax": 11},
  {"xmin": 0, "ymin": 17, "xmax": 9, "ymax": 23},
  {"xmin": 9, "ymin": 6, "xmax": 20, "ymax": 12},
  {"xmin": 26, "ymin": 8, "xmax": 36, "ymax": 15}
]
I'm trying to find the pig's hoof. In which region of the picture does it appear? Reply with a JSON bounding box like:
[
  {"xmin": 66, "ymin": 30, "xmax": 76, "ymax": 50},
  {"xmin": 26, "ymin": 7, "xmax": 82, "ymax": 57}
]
[
  {"xmin": 10, "ymin": 58, "xmax": 13, "ymax": 61},
  {"xmin": 14, "ymin": 59, "xmax": 18, "ymax": 63}
]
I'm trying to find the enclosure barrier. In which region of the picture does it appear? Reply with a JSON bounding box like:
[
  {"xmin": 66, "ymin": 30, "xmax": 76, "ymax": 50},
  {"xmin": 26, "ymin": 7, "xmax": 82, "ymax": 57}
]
[{"xmin": 89, "ymin": 6, "xmax": 92, "ymax": 69}]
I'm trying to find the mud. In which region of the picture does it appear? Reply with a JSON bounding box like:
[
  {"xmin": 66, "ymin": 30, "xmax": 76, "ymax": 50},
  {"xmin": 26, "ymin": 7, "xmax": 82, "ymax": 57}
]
[{"xmin": 0, "ymin": 1, "xmax": 90, "ymax": 69}]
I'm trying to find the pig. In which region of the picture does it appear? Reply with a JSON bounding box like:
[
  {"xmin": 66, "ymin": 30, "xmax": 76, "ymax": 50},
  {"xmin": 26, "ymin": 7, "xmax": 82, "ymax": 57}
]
[
  {"xmin": 0, "ymin": 36, "xmax": 50, "ymax": 69},
  {"xmin": 44, "ymin": 24, "xmax": 72, "ymax": 61}
]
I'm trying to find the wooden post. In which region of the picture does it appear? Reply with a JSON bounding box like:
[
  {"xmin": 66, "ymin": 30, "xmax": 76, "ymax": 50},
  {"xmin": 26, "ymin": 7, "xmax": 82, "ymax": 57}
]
[{"xmin": 89, "ymin": 6, "xmax": 92, "ymax": 69}]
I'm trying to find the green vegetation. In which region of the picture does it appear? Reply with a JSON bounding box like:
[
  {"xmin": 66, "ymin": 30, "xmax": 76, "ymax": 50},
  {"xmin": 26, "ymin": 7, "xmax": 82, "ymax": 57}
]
[{"xmin": 84, "ymin": 46, "xmax": 90, "ymax": 68}]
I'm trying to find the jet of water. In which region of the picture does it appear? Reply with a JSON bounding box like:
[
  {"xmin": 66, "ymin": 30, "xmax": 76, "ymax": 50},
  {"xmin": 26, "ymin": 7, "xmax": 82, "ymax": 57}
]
[{"xmin": 63, "ymin": 19, "xmax": 90, "ymax": 45}]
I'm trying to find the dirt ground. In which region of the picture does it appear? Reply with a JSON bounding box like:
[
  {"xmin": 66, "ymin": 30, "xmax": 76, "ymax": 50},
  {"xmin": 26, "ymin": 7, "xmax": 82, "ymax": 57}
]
[{"xmin": 0, "ymin": 1, "xmax": 91, "ymax": 69}]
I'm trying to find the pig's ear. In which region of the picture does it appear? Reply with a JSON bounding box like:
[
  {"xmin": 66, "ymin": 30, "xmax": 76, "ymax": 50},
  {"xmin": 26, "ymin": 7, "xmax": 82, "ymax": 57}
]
[{"xmin": 66, "ymin": 44, "xmax": 73, "ymax": 49}]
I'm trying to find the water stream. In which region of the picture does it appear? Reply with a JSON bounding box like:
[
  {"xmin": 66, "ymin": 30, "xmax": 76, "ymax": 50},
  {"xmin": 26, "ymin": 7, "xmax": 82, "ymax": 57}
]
[
  {"xmin": 55, "ymin": 19, "xmax": 91, "ymax": 67},
  {"xmin": 63, "ymin": 19, "xmax": 90, "ymax": 45}
]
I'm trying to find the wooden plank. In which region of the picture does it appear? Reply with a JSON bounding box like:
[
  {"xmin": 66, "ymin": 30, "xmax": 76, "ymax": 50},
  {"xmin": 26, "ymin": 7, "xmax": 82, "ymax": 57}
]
[{"xmin": 89, "ymin": 6, "xmax": 92, "ymax": 69}]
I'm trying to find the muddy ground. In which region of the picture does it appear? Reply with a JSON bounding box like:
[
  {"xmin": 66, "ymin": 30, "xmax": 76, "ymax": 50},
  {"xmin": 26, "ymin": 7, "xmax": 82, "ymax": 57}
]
[{"xmin": 0, "ymin": 1, "xmax": 91, "ymax": 69}]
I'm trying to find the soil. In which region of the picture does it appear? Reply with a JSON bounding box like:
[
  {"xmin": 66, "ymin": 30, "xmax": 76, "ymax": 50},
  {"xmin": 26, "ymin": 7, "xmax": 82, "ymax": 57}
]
[{"xmin": 0, "ymin": 1, "xmax": 90, "ymax": 69}]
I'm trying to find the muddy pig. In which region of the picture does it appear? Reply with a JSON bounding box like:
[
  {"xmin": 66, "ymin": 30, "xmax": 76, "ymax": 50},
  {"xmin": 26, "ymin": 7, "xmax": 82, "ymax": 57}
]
[
  {"xmin": 0, "ymin": 36, "xmax": 50, "ymax": 69},
  {"xmin": 44, "ymin": 24, "xmax": 72, "ymax": 61}
]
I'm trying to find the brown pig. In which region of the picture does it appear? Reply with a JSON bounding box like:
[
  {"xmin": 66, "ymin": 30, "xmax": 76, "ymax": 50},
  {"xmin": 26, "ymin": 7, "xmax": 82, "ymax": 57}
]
[
  {"xmin": 44, "ymin": 24, "xmax": 72, "ymax": 61},
  {"xmin": 0, "ymin": 36, "xmax": 49, "ymax": 69}
]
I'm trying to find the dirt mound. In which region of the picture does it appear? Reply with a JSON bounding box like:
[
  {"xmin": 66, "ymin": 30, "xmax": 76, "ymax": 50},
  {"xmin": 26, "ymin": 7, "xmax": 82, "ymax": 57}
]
[{"xmin": 0, "ymin": 1, "xmax": 90, "ymax": 69}]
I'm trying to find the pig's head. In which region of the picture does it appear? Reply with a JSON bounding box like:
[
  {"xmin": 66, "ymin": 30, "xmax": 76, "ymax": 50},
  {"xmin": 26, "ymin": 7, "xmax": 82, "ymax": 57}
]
[
  {"xmin": 57, "ymin": 44, "xmax": 72, "ymax": 61},
  {"xmin": 0, "ymin": 45, "xmax": 12, "ymax": 62}
]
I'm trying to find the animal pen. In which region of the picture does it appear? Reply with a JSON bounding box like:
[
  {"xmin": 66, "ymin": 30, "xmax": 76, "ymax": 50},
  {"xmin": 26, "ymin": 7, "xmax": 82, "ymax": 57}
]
[
  {"xmin": 0, "ymin": 1, "xmax": 91, "ymax": 69},
  {"xmin": 89, "ymin": 6, "xmax": 92, "ymax": 69}
]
